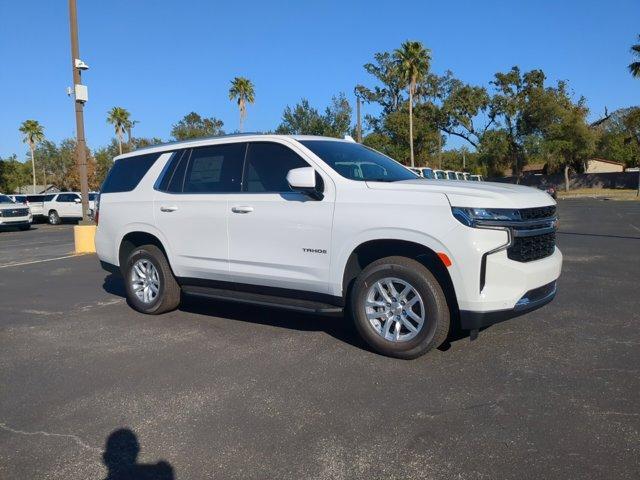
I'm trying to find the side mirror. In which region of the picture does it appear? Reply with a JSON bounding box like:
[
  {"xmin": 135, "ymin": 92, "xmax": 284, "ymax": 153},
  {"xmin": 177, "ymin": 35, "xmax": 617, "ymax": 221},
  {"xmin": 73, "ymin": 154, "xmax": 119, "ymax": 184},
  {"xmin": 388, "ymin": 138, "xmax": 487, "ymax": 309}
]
[
  {"xmin": 74, "ymin": 198, "xmax": 81, "ymax": 203},
  {"xmin": 286, "ymin": 167, "xmax": 323, "ymax": 200}
]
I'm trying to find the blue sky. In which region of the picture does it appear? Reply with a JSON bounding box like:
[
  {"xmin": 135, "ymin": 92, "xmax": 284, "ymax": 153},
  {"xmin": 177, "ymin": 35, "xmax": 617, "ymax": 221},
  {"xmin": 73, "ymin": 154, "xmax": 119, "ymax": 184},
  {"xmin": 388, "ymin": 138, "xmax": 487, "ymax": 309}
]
[{"xmin": 1, "ymin": 0, "xmax": 638, "ymax": 159}]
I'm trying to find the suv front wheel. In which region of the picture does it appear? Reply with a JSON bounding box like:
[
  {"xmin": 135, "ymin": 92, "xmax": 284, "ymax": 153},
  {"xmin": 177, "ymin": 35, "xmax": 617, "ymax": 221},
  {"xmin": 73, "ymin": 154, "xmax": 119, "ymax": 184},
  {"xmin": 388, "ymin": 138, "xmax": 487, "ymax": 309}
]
[
  {"xmin": 350, "ymin": 256, "xmax": 450, "ymax": 359},
  {"xmin": 124, "ymin": 244, "xmax": 181, "ymax": 314}
]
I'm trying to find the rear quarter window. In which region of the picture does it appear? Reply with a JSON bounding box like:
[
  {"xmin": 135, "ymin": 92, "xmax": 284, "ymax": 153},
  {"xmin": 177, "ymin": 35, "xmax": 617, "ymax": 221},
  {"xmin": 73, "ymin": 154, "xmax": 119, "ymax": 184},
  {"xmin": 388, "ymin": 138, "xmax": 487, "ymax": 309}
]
[{"xmin": 101, "ymin": 153, "xmax": 162, "ymax": 194}]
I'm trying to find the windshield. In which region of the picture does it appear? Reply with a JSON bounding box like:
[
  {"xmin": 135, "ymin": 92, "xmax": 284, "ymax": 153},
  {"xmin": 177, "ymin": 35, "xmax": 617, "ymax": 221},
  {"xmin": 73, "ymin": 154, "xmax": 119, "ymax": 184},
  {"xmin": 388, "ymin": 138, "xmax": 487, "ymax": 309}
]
[
  {"xmin": 0, "ymin": 195, "xmax": 15, "ymax": 204},
  {"xmin": 88, "ymin": 193, "xmax": 97, "ymax": 201},
  {"xmin": 422, "ymin": 168, "xmax": 434, "ymax": 179},
  {"xmin": 300, "ymin": 140, "xmax": 416, "ymax": 182},
  {"xmin": 434, "ymin": 171, "xmax": 446, "ymax": 179},
  {"xmin": 446, "ymin": 171, "xmax": 457, "ymax": 180}
]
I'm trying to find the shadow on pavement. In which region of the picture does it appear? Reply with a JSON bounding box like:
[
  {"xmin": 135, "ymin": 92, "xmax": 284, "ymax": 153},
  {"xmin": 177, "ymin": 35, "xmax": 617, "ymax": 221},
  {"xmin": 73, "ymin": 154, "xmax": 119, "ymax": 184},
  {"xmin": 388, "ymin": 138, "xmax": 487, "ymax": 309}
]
[
  {"xmin": 102, "ymin": 428, "xmax": 174, "ymax": 480},
  {"xmin": 102, "ymin": 273, "xmax": 369, "ymax": 352},
  {"xmin": 102, "ymin": 273, "xmax": 473, "ymax": 353}
]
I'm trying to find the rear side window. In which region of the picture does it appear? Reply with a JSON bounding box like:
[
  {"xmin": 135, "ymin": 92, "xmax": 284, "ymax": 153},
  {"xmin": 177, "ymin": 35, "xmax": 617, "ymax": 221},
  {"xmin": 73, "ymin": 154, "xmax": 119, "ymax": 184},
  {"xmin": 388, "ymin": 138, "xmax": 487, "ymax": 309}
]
[
  {"xmin": 101, "ymin": 153, "xmax": 162, "ymax": 193},
  {"xmin": 182, "ymin": 143, "xmax": 245, "ymax": 193},
  {"xmin": 26, "ymin": 195, "xmax": 43, "ymax": 202},
  {"xmin": 244, "ymin": 142, "xmax": 308, "ymax": 192},
  {"xmin": 42, "ymin": 194, "xmax": 56, "ymax": 201},
  {"xmin": 156, "ymin": 150, "xmax": 188, "ymax": 193},
  {"xmin": 56, "ymin": 194, "xmax": 72, "ymax": 202}
]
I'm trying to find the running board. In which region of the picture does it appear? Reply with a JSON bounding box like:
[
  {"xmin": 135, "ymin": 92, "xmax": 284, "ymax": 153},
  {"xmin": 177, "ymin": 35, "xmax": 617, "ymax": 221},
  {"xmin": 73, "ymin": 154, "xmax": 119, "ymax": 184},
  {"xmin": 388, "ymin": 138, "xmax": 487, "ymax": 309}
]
[{"xmin": 181, "ymin": 285, "xmax": 344, "ymax": 314}]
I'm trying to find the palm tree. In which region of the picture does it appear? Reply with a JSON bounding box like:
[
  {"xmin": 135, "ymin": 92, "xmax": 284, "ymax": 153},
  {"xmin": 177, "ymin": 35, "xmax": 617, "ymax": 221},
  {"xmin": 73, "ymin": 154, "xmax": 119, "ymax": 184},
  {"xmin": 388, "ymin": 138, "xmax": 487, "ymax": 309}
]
[
  {"xmin": 19, "ymin": 120, "xmax": 45, "ymax": 194},
  {"xmin": 228, "ymin": 77, "xmax": 255, "ymax": 132},
  {"xmin": 629, "ymin": 35, "xmax": 640, "ymax": 78},
  {"xmin": 394, "ymin": 41, "xmax": 431, "ymax": 167},
  {"xmin": 106, "ymin": 107, "xmax": 131, "ymax": 155}
]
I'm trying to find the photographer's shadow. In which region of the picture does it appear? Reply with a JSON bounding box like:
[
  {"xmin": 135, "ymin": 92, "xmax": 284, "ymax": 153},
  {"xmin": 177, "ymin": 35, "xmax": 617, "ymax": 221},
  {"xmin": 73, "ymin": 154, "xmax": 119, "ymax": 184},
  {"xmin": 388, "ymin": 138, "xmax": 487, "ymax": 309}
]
[{"xmin": 102, "ymin": 428, "xmax": 174, "ymax": 480}]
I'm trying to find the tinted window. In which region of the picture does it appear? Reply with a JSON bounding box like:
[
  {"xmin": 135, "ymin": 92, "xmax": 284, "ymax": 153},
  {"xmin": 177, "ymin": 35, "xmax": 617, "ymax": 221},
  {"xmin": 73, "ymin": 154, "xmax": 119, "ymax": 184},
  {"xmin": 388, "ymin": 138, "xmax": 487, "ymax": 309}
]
[
  {"xmin": 156, "ymin": 150, "xmax": 190, "ymax": 193},
  {"xmin": 56, "ymin": 194, "xmax": 75, "ymax": 202},
  {"xmin": 101, "ymin": 153, "xmax": 162, "ymax": 193},
  {"xmin": 26, "ymin": 195, "xmax": 44, "ymax": 202},
  {"xmin": 88, "ymin": 193, "xmax": 97, "ymax": 201},
  {"xmin": 244, "ymin": 142, "xmax": 309, "ymax": 192},
  {"xmin": 300, "ymin": 140, "xmax": 415, "ymax": 182},
  {"xmin": 183, "ymin": 144, "xmax": 245, "ymax": 193},
  {"xmin": 42, "ymin": 194, "xmax": 56, "ymax": 201},
  {"xmin": 0, "ymin": 195, "xmax": 13, "ymax": 204}
]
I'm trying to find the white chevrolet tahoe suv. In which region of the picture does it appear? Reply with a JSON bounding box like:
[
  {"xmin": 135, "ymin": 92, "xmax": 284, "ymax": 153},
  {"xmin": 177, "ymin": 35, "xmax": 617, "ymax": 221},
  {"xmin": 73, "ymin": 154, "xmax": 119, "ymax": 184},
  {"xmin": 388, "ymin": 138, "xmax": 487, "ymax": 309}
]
[
  {"xmin": 95, "ymin": 135, "xmax": 562, "ymax": 359},
  {"xmin": 0, "ymin": 194, "xmax": 32, "ymax": 230}
]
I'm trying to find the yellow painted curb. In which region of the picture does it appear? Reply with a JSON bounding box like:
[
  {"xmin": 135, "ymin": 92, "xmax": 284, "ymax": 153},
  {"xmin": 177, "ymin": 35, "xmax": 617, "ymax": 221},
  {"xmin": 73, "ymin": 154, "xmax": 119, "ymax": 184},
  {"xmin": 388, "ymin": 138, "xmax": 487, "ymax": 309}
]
[{"xmin": 74, "ymin": 225, "xmax": 97, "ymax": 254}]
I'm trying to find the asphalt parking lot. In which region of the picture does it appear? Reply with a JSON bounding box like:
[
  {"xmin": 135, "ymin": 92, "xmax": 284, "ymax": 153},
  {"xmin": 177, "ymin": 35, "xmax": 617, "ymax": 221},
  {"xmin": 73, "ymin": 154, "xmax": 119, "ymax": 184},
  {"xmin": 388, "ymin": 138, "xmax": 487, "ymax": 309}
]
[{"xmin": 1, "ymin": 199, "xmax": 639, "ymax": 479}]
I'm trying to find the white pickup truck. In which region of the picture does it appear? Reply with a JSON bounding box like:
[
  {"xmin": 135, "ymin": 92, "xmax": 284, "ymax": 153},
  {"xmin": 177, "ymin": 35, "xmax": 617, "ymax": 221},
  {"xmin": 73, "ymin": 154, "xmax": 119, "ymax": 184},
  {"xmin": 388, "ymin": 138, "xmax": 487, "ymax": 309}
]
[{"xmin": 95, "ymin": 135, "xmax": 562, "ymax": 358}]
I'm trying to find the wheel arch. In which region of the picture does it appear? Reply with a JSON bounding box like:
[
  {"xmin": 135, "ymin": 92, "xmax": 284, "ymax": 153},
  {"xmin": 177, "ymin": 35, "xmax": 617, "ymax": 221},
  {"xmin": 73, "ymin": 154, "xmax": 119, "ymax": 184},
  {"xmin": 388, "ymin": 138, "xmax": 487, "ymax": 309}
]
[
  {"xmin": 118, "ymin": 230, "xmax": 170, "ymax": 274},
  {"xmin": 340, "ymin": 238, "xmax": 460, "ymax": 320}
]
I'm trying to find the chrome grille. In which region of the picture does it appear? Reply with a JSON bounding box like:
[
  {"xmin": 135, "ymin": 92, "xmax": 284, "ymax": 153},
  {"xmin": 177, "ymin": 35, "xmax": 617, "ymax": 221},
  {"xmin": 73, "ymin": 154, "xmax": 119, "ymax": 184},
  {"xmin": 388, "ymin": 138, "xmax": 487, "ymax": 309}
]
[
  {"xmin": 508, "ymin": 231, "xmax": 556, "ymax": 262},
  {"xmin": 2, "ymin": 208, "xmax": 29, "ymax": 218}
]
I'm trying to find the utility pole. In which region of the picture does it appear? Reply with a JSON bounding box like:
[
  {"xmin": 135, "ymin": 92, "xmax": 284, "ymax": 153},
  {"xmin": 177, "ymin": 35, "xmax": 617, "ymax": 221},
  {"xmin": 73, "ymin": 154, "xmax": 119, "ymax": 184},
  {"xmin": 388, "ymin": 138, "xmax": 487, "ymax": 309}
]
[
  {"xmin": 68, "ymin": 0, "xmax": 91, "ymax": 224},
  {"xmin": 437, "ymin": 131, "xmax": 442, "ymax": 169},
  {"xmin": 356, "ymin": 95, "xmax": 362, "ymax": 143}
]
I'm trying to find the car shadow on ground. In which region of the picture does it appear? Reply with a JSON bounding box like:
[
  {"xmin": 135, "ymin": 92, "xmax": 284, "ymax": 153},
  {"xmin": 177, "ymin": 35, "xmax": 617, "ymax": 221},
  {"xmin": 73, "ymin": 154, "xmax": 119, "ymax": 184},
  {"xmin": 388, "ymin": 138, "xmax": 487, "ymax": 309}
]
[
  {"xmin": 102, "ymin": 428, "xmax": 174, "ymax": 480},
  {"xmin": 102, "ymin": 273, "xmax": 473, "ymax": 354}
]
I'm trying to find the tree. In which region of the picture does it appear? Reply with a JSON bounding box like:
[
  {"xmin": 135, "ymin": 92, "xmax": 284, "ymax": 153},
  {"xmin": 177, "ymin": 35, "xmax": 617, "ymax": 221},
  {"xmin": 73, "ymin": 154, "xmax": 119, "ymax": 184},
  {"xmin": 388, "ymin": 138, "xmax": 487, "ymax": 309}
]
[
  {"xmin": 394, "ymin": 41, "xmax": 431, "ymax": 167},
  {"xmin": 228, "ymin": 77, "xmax": 255, "ymax": 132},
  {"xmin": 437, "ymin": 73, "xmax": 494, "ymax": 148},
  {"xmin": 621, "ymin": 108, "xmax": 640, "ymax": 196},
  {"xmin": 276, "ymin": 94, "xmax": 352, "ymax": 138},
  {"xmin": 170, "ymin": 112, "xmax": 224, "ymax": 140},
  {"xmin": 629, "ymin": 35, "xmax": 640, "ymax": 78},
  {"xmin": 0, "ymin": 155, "xmax": 30, "ymax": 193},
  {"xmin": 543, "ymin": 100, "xmax": 596, "ymax": 191},
  {"xmin": 363, "ymin": 103, "xmax": 439, "ymax": 166},
  {"xmin": 106, "ymin": 107, "xmax": 131, "ymax": 155},
  {"xmin": 361, "ymin": 51, "xmax": 405, "ymax": 115},
  {"xmin": 18, "ymin": 120, "xmax": 45, "ymax": 194}
]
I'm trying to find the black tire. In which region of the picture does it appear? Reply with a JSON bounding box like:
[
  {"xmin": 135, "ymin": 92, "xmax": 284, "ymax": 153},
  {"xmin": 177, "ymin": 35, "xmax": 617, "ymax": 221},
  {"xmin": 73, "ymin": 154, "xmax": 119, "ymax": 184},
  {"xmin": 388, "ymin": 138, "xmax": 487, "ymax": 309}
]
[
  {"xmin": 350, "ymin": 256, "xmax": 450, "ymax": 359},
  {"xmin": 48, "ymin": 210, "xmax": 60, "ymax": 225},
  {"xmin": 18, "ymin": 224, "xmax": 31, "ymax": 231},
  {"xmin": 124, "ymin": 244, "xmax": 181, "ymax": 314}
]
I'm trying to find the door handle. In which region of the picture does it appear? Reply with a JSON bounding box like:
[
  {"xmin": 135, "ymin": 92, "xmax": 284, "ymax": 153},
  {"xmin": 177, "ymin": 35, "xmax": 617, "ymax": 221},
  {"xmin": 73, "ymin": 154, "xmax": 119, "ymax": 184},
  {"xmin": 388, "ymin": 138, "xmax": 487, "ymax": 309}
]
[
  {"xmin": 231, "ymin": 205, "xmax": 254, "ymax": 214},
  {"xmin": 160, "ymin": 205, "xmax": 178, "ymax": 212}
]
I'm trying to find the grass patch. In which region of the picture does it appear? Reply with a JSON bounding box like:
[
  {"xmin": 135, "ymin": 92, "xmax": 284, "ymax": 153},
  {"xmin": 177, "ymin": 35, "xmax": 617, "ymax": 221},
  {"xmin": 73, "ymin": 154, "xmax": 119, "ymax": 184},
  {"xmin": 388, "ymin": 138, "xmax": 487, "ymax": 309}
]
[{"xmin": 558, "ymin": 188, "xmax": 640, "ymax": 201}]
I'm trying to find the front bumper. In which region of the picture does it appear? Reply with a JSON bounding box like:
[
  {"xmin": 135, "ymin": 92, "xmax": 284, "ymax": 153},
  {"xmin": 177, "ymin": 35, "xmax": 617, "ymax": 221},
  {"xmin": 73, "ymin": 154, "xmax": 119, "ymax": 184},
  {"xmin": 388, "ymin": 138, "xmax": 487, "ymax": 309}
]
[
  {"xmin": 0, "ymin": 216, "xmax": 32, "ymax": 226},
  {"xmin": 460, "ymin": 280, "xmax": 557, "ymax": 330}
]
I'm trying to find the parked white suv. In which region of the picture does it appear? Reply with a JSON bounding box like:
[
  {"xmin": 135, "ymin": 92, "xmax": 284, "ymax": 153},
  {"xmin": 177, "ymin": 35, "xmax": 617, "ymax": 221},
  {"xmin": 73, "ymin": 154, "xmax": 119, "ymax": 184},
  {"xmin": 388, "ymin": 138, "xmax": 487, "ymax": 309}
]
[
  {"xmin": 0, "ymin": 194, "xmax": 32, "ymax": 230},
  {"xmin": 96, "ymin": 135, "xmax": 562, "ymax": 358},
  {"xmin": 44, "ymin": 192, "xmax": 96, "ymax": 224}
]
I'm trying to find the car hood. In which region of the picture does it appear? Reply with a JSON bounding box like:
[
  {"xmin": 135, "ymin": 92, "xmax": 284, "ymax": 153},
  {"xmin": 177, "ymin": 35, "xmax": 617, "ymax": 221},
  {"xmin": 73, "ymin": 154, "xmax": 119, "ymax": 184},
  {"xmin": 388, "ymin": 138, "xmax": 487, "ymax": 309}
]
[
  {"xmin": 365, "ymin": 179, "xmax": 556, "ymax": 209},
  {"xmin": 0, "ymin": 203, "xmax": 28, "ymax": 211}
]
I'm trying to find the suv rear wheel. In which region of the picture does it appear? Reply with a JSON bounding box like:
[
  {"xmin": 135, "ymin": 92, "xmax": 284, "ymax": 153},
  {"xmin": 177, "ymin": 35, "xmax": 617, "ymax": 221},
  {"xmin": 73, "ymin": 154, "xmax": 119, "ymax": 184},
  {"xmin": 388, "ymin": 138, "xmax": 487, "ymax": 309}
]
[
  {"xmin": 350, "ymin": 256, "xmax": 450, "ymax": 359},
  {"xmin": 124, "ymin": 244, "xmax": 181, "ymax": 314}
]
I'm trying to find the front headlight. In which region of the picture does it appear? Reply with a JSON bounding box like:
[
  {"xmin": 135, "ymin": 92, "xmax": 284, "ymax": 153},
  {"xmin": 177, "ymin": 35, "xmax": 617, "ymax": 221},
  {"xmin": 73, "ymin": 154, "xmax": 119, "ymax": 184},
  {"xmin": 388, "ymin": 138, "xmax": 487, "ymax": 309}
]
[{"xmin": 451, "ymin": 207, "xmax": 521, "ymax": 227}]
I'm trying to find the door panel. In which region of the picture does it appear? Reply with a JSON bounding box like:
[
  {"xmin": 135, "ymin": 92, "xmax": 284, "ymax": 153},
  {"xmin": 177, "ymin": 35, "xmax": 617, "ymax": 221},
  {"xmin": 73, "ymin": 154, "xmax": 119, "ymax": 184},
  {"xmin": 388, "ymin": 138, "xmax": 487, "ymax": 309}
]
[
  {"xmin": 227, "ymin": 141, "xmax": 334, "ymax": 293},
  {"xmin": 153, "ymin": 144, "xmax": 245, "ymax": 280}
]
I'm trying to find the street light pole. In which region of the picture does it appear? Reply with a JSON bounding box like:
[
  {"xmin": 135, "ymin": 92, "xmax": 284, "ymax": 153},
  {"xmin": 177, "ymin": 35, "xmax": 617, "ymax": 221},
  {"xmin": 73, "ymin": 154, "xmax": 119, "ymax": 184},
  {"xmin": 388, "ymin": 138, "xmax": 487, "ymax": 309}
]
[{"xmin": 68, "ymin": 0, "xmax": 91, "ymax": 224}]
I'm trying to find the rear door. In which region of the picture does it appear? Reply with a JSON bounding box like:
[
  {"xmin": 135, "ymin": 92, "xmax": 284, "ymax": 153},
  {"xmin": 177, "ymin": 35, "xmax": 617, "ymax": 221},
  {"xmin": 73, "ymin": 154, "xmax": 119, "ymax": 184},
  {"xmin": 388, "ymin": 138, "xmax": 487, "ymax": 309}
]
[
  {"xmin": 153, "ymin": 143, "xmax": 245, "ymax": 280},
  {"xmin": 226, "ymin": 141, "xmax": 334, "ymax": 293}
]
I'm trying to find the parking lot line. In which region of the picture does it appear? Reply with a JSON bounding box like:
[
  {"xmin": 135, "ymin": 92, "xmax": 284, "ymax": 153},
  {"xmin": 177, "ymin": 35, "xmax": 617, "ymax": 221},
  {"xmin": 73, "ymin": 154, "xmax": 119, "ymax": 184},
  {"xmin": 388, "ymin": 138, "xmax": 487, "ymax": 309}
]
[{"xmin": 0, "ymin": 253, "xmax": 86, "ymax": 269}]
